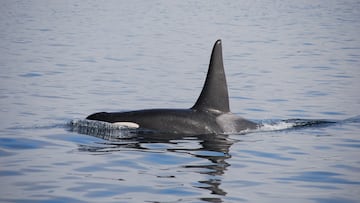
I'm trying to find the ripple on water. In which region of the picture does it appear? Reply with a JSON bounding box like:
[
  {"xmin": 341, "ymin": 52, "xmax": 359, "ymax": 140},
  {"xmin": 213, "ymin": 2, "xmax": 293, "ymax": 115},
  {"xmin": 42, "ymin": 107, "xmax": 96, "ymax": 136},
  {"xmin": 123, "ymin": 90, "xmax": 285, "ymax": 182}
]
[
  {"xmin": 0, "ymin": 137, "xmax": 54, "ymax": 150},
  {"xmin": 276, "ymin": 171, "xmax": 360, "ymax": 185}
]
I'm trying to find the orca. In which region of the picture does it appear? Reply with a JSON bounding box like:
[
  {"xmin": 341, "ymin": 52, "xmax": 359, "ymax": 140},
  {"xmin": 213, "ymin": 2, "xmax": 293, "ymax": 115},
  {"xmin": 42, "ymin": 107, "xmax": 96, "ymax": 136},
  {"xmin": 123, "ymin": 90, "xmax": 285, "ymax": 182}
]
[{"xmin": 86, "ymin": 39, "xmax": 258, "ymax": 134}]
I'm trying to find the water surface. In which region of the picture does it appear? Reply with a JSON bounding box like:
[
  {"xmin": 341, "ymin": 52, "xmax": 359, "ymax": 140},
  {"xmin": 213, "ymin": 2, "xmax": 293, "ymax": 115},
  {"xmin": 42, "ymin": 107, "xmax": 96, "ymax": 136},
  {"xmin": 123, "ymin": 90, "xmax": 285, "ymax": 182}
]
[{"xmin": 0, "ymin": 1, "xmax": 359, "ymax": 202}]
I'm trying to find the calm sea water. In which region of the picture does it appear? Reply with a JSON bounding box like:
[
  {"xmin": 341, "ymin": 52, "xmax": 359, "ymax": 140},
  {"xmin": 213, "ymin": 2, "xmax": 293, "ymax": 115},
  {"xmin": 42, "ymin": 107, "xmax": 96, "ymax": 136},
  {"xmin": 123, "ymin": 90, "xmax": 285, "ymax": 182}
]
[{"xmin": 1, "ymin": 1, "xmax": 360, "ymax": 202}]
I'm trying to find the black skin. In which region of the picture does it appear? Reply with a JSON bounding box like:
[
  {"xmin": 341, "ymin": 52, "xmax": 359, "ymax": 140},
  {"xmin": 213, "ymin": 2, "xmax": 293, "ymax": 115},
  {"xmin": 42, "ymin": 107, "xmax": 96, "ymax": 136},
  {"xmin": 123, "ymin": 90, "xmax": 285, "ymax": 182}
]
[
  {"xmin": 86, "ymin": 39, "xmax": 258, "ymax": 135},
  {"xmin": 87, "ymin": 109, "xmax": 224, "ymax": 134}
]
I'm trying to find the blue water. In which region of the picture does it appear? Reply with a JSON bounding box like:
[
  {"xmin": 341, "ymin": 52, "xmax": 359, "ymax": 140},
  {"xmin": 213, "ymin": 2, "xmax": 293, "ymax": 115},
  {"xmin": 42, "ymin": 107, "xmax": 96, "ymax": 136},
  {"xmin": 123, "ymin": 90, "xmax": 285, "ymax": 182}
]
[{"xmin": 1, "ymin": 1, "xmax": 360, "ymax": 202}]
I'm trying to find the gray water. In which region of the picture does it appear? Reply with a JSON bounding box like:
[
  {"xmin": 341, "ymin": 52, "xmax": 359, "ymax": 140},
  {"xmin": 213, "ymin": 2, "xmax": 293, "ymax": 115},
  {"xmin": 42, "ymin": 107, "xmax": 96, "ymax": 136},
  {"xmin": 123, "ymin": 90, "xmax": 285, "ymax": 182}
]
[{"xmin": 1, "ymin": 1, "xmax": 360, "ymax": 202}]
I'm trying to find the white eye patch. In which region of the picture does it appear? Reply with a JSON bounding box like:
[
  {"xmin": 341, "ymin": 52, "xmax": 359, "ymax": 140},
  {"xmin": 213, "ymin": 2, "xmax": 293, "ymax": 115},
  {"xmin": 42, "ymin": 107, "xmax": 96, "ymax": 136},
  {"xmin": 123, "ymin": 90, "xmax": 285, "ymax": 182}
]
[{"xmin": 112, "ymin": 122, "xmax": 140, "ymax": 129}]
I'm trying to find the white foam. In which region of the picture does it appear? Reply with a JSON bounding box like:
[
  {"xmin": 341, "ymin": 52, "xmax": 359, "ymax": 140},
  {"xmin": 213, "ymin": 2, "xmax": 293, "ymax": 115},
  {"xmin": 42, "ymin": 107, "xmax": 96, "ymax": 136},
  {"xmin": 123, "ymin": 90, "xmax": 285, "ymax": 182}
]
[
  {"xmin": 68, "ymin": 119, "xmax": 138, "ymax": 140},
  {"xmin": 258, "ymin": 121, "xmax": 295, "ymax": 132}
]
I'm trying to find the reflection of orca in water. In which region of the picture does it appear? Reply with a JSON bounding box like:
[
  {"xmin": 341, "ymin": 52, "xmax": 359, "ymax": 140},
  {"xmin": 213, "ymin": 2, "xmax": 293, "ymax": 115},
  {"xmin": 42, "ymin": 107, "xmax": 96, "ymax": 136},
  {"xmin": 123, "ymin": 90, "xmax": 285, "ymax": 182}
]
[
  {"xmin": 87, "ymin": 39, "xmax": 258, "ymax": 134},
  {"xmin": 75, "ymin": 126, "xmax": 234, "ymax": 198}
]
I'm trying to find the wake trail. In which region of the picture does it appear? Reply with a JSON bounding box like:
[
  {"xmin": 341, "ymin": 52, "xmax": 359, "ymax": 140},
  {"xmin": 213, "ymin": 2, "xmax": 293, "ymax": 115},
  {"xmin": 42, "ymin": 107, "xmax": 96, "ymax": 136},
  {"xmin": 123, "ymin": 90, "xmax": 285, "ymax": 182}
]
[{"xmin": 251, "ymin": 117, "xmax": 360, "ymax": 134}]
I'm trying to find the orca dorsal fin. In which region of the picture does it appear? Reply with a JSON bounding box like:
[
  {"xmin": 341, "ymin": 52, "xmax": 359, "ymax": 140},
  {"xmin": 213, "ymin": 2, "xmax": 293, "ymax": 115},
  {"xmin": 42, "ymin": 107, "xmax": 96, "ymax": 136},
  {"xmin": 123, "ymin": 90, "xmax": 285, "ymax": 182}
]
[{"xmin": 191, "ymin": 39, "xmax": 230, "ymax": 113}]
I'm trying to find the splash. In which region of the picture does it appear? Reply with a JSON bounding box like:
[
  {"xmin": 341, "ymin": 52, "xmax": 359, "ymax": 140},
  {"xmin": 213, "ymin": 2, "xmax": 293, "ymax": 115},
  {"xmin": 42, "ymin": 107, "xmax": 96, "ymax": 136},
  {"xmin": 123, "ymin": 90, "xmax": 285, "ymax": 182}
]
[
  {"xmin": 259, "ymin": 121, "xmax": 296, "ymax": 131},
  {"xmin": 255, "ymin": 119, "xmax": 338, "ymax": 133},
  {"xmin": 68, "ymin": 119, "xmax": 141, "ymax": 140}
]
